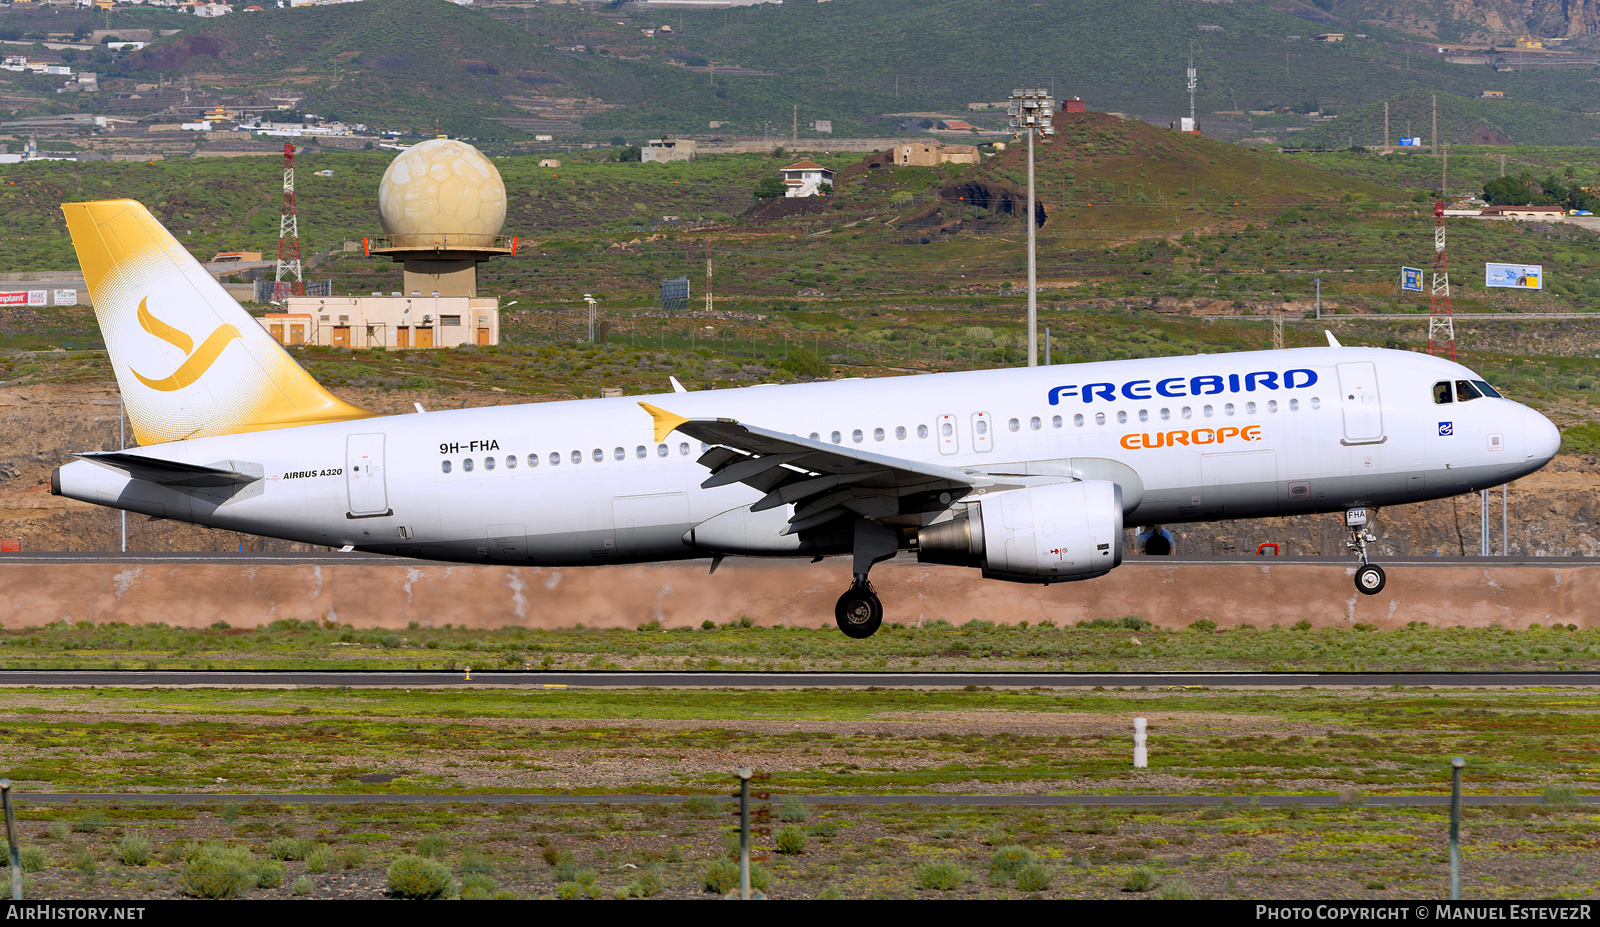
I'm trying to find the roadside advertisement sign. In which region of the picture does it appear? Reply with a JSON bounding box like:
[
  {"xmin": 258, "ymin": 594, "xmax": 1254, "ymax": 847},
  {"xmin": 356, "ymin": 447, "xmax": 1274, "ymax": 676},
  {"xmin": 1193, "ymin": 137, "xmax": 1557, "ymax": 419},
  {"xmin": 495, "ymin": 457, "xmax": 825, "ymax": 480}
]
[
  {"xmin": 27, "ymin": 290, "xmax": 47, "ymax": 307},
  {"xmin": 53, "ymin": 289, "xmax": 77, "ymax": 305},
  {"xmin": 0, "ymin": 292, "xmax": 26, "ymax": 306},
  {"xmin": 1485, "ymin": 262, "xmax": 1542, "ymax": 289},
  {"xmin": 1400, "ymin": 266, "xmax": 1424, "ymax": 292},
  {"xmin": 1398, "ymin": 137, "xmax": 1422, "ymax": 146}
]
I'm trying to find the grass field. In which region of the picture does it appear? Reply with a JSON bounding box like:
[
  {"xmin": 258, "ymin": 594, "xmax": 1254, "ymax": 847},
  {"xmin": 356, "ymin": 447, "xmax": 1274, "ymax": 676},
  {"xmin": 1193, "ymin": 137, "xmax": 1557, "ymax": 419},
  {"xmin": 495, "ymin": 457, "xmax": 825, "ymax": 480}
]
[{"xmin": 3, "ymin": 622, "xmax": 1599, "ymax": 673}]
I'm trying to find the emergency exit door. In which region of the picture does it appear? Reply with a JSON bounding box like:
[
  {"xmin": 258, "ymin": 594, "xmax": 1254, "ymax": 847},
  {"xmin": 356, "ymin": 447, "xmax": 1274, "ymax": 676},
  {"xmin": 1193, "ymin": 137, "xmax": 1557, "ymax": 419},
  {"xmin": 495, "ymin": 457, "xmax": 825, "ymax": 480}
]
[
  {"xmin": 346, "ymin": 433, "xmax": 390, "ymax": 517},
  {"xmin": 1336, "ymin": 362, "xmax": 1385, "ymax": 445}
]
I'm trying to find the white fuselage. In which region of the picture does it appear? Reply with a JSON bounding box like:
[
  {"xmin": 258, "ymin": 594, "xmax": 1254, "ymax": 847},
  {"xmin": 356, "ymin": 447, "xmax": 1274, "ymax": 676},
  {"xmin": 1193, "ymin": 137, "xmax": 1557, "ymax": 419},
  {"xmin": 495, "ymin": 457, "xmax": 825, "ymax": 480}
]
[{"xmin": 54, "ymin": 346, "xmax": 1559, "ymax": 565}]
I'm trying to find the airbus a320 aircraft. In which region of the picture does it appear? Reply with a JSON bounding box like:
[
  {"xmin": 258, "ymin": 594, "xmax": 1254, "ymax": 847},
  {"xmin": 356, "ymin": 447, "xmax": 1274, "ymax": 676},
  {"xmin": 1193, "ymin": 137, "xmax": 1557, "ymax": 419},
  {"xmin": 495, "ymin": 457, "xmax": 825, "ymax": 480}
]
[{"xmin": 51, "ymin": 200, "xmax": 1561, "ymax": 637}]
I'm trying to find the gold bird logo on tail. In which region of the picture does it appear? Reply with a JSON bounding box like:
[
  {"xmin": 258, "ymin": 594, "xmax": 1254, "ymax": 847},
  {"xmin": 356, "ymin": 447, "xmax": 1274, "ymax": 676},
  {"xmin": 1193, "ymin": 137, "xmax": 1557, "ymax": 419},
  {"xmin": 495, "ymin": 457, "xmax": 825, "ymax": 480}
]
[{"xmin": 130, "ymin": 297, "xmax": 242, "ymax": 392}]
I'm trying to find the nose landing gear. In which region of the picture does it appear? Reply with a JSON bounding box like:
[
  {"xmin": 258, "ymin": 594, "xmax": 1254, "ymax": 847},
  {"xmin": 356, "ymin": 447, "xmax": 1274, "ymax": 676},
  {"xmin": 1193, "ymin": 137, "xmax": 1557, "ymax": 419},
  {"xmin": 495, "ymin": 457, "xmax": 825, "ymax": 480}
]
[{"xmin": 1346, "ymin": 507, "xmax": 1386, "ymax": 595}]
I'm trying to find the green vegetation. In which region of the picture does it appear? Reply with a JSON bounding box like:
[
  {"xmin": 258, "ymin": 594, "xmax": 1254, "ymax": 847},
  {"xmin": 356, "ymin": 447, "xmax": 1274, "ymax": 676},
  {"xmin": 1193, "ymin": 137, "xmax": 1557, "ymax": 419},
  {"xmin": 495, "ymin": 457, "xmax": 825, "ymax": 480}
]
[
  {"xmin": 1294, "ymin": 90, "xmax": 1600, "ymax": 151},
  {"xmin": 178, "ymin": 844, "xmax": 260, "ymax": 899},
  {"xmin": 915, "ymin": 860, "xmax": 969, "ymax": 891},
  {"xmin": 386, "ymin": 854, "xmax": 455, "ymax": 899}
]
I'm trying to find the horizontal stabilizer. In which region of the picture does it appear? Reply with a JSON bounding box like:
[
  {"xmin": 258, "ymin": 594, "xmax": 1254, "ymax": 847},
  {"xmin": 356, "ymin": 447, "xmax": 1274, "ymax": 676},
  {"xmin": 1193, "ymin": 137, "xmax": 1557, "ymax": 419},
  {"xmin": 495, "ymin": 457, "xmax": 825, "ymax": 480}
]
[{"xmin": 76, "ymin": 451, "xmax": 263, "ymax": 488}]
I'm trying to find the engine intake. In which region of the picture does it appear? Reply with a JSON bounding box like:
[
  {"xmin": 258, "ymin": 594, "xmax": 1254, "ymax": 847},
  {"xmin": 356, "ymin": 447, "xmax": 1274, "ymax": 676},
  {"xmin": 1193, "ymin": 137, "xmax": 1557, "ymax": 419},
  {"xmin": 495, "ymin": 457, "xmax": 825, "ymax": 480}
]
[{"xmin": 916, "ymin": 480, "xmax": 1123, "ymax": 583}]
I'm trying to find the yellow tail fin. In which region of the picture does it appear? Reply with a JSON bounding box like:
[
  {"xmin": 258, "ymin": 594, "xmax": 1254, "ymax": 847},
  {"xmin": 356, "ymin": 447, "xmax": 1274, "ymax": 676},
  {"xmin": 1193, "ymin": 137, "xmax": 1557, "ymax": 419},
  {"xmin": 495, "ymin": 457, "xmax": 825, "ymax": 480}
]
[{"xmin": 62, "ymin": 199, "xmax": 374, "ymax": 446}]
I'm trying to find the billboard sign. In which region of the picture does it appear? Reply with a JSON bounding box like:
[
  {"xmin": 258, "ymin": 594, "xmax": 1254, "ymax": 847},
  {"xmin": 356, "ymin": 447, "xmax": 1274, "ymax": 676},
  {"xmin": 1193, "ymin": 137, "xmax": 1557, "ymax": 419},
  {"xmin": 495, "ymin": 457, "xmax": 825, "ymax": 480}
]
[
  {"xmin": 53, "ymin": 289, "xmax": 76, "ymax": 305},
  {"xmin": 0, "ymin": 292, "xmax": 26, "ymax": 306},
  {"xmin": 1485, "ymin": 262, "xmax": 1542, "ymax": 290},
  {"xmin": 27, "ymin": 290, "xmax": 47, "ymax": 307},
  {"xmin": 1398, "ymin": 137, "xmax": 1422, "ymax": 146},
  {"xmin": 1400, "ymin": 266, "xmax": 1424, "ymax": 292}
]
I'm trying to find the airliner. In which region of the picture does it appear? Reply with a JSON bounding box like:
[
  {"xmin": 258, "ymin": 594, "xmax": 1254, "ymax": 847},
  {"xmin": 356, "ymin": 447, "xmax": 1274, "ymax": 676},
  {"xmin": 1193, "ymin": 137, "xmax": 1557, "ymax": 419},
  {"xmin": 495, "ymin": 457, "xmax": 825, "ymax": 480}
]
[{"xmin": 50, "ymin": 200, "xmax": 1561, "ymax": 637}]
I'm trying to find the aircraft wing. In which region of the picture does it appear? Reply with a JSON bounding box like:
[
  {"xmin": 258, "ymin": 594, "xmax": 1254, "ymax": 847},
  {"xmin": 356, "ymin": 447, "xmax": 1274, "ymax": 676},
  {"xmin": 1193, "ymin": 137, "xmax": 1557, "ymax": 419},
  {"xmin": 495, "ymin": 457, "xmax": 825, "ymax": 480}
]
[
  {"xmin": 639, "ymin": 403, "xmax": 1060, "ymax": 534},
  {"xmin": 75, "ymin": 451, "xmax": 263, "ymax": 488}
]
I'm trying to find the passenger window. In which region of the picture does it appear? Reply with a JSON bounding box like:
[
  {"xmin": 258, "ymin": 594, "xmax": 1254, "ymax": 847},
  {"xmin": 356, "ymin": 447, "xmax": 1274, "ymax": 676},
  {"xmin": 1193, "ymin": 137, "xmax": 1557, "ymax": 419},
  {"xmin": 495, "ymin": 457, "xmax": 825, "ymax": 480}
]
[
  {"xmin": 1290, "ymin": 399, "xmax": 1300, "ymax": 412},
  {"xmin": 1246, "ymin": 402, "xmax": 1256, "ymax": 415},
  {"xmin": 679, "ymin": 442, "xmax": 690, "ymax": 455},
  {"xmin": 550, "ymin": 452, "xmax": 560, "ymax": 467},
  {"xmin": 831, "ymin": 431, "xmax": 842, "ymax": 444},
  {"xmin": 1268, "ymin": 400, "xmax": 1279, "ymax": 413},
  {"xmin": 1051, "ymin": 415, "xmax": 1062, "ymax": 428},
  {"xmin": 917, "ymin": 424, "xmax": 929, "ymax": 438},
  {"xmin": 463, "ymin": 458, "xmax": 475, "ymax": 473},
  {"xmin": 1160, "ymin": 408, "xmax": 1170, "ymax": 421},
  {"xmin": 1073, "ymin": 414, "xmax": 1084, "ymax": 427},
  {"xmin": 1224, "ymin": 403, "xmax": 1235, "ymax": 416},
  {"xmin": 1181, "ymin": 407, "xmax": 1192, "ymax": 420},
  {"xmin": 614, "ymin": 447, "xmax": 625, "ymax": 461},
  {"xmin": 1433, "ymin": 381, "xmax": 1454, "ymax": 404},
  {"xmin": 506, "ymin": 455, "xmax": 516, "ymax": 470},
  {"xmin": 528, "ymin": 454, "xmax": 539, "ymax": 468},
  {"xmin": 809, "ymin": 432, "xmax": 820, "ymax": 441},
  {"xmin": 1094, "ymin": 412, "xmax": 1105, "ymax": 425},
  {"xmin": 1029, "ymin": 416, "xmax": 1041, "ymax": 431},
  {"xmin": 592, "ymin": 449, "xmax": 603, "ymax": 462},
  {"xmin": 441, "ymin": 460, "xmax": 452, "ymax": 474},
  {"xmin": 940, "ymin": 422, "xmax": 953, "ymax": 437},
  {"xmin": 1007, "ymin": 418, "xmax": 1020, "ymax": 432},
  {"xmin": 874, "ymin": 427, "xmax": 885, "ymax": 442},
  {"xmin": 852, "ymin": 429, "xmax": 863, "ymax": 443},
  {"xmin": 1455, "ymin": 380, "xmax": 1481, "ymax": 402},
  {"xmin": 1116, "ymin": 411, "xmax": 1127, "ymax": 424},
  {"xmin": 571, "ymin": 450, "xmax": 582, "ymax": 464},
  {"xmin": 636, "ymin": 445, "xmax": 647, "ymax": 459},
  {"xmin": 1138, "ymin": 410, "xmax": 1148, "ymax": 422},
  {"xmin": 484, "ymin": 456, "xmax": 496, "ymax": 471},
  {"xmin": 895, "ymin": 426, "xmax": 907, "ymax": 440},
  {"xmin": 656, "ymin": 444, "xmax": 668, "ymax": 457},
  {"xmin": 1311, "ymin": 397, "xmax": 1321, "ymax": 410},
  {"xmin": 975, "ymin": 419, "xmax": 988, "ymax": 435},
  {"xmin": 1203, "ymin": 405, "xmax": 1214, "ymax": 417}
]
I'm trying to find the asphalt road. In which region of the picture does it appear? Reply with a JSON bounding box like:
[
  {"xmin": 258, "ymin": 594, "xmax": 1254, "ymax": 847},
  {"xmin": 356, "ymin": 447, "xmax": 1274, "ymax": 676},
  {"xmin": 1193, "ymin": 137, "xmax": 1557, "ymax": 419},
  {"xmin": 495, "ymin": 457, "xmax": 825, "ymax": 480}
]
[
  {"xmin": 1, "ymin": 670, "xmax": 1597, "ymax": 688},
  {"xmin": 3, "ymin": 552, "xmax": 1597, "ymax": 568},
  {"xmin": 8, "ymin": 793, "xmax": 1597, "ymax": 807}
]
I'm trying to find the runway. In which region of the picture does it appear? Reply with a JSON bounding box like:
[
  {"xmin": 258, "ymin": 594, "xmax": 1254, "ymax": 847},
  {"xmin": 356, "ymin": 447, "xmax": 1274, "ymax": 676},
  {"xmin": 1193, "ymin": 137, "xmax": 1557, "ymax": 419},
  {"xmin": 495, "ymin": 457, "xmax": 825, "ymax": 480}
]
[
  {"xmin": 2, "ymin": 670, "xmax": 1597, "ymax": 688},
  {"xmin": 9, "ymin": 792, "xmax": 1598, "ymax": 807}
]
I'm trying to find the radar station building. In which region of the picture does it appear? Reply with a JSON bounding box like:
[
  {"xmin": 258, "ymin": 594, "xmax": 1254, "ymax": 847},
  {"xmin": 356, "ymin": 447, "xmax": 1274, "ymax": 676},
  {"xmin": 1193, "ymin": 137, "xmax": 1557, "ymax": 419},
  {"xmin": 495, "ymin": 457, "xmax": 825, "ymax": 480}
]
[{"xmin": 263, "ymin": 137, "xmax": 512, "ymax": 350}]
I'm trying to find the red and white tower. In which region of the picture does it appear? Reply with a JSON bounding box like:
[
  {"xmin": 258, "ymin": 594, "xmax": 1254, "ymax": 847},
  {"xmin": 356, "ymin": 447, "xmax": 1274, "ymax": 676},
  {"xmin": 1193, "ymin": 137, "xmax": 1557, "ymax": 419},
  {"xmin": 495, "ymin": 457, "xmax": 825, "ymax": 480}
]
[
  {"xmin": 273, "ymin": 141, "xmax": 303, "ymax": 302},
  {"xmin": 1426, "ymin": 201, "xmax": 1455, "ymax": 360}
]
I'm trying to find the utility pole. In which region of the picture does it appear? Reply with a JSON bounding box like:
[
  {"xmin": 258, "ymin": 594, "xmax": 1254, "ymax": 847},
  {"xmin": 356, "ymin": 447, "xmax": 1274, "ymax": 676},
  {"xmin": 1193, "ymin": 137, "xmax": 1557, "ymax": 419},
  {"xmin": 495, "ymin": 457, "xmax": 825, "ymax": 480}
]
[
  {"xmin": 1431, "ymin": 94, "xmax": 1438, "ymax": 158},
  {"xmin": 792, "ymin": 105, "xmax": 797, "ymax": 147},
  {"xmin": 1383, "ymin": 101, "xmax": 1390, "ymax": 151},
  {"xmin": 1442, "ymin": 142, "xmax": 1448, "ymax": 198},
  {"xmin": 704, "ymin": 241, "xmax": 713, "ymax": 316}
]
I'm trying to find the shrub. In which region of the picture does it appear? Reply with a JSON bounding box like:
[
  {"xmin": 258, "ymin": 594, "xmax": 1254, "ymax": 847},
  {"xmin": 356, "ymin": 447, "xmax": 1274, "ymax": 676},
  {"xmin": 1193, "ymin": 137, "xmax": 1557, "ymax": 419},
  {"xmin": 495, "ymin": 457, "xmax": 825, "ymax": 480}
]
[
  {"xmin": 1291, "ymin": 620, "xmax": 1313, "ymax": 631},
  {"xmin": 18, "ymin": 847, "xmax": 48, "ymax": 872},
  {"xmin": 415, "ymin": 835, "xmax": 450, "ymax": 858},
  {"xmin": 387, "ymin": 854, "xmax": 455, "ymax": 899},
  {"xmin": 1122, "ymin": 865, "xmax": 1158, "ymax": 893},
  {"xmin": 1014, "ymin": 863, "xmax": 1053, "ymax": 892},
  {"xmin": 47, "ymin": 822, "xmax": 68, "ymax": 841},
  {"xmin": 915, "ymin": 860, "xmax": 969, "ymax": 890},
  {"xmin": 179, "ymin": 844, "xmax": 259, "ymax": 899},
  {"xmin": 616, "ymin": 868, "xmax": 664, "ymax": 898},
  {"xmin": 256, "ymin": 858, "xmax": 285, "ymax": 889},
  {"xmin": 556, "ymin": 881, "xmax": 582, "ymax": 900},
  {"xmin": 1187, "ymin": 619, "xmax": 1217, "ymax": 632},
  {"xmin": 459, "ymin": 846, "xmax": 492, "ymax": 874},
  {"xmin": 817, "ymin": 885, "xmax": 844, "ymax": 900},
  {"xmin": 118, "ymin": 835, "xmax": 152, "ymax": 866},
  {"xmin": 703, "ymin": 858, "xmax": 739, "ymax": 893},
  {"xmin": 778, "ymin": 795, "xmax": 810, "ymax": 822},
  {"xmin": 304, "ymin": 844, "xmax": 332, "ymax": 873},
  {"xmin": 291, "ymin": 876, "xmax": 314, "ymax": 896},
  {"xmin": 336, "ymin": 847, "xmax": 366, "ymax": 871},
  {"xmin": 267, "ymin": 837, "xmax": 313, "ymax": 861},
  {"xmin": 403, "ymin": 376, "xmax": 436, "ymax": 389},
  {"xmin": 460, "ymin": 872, "xmax": 497, "ymax": 900},
  {"xmin": 540, "ymin": 845, "xmax": 575, "ymax": 867},
  {"xmin": 1117, "ymin": 616, "xmax": 1152, "ymax": 631},
  {"xmin": 72, "ymin": 812, "xmax": 107, "ymax": 834},
  {"xmin": 1542, "ymin": 785, "xmax": 1580, "ymax": 806},
  {"xmin": 989, "ymin": 845, "xmax": 1034, "ymax": 881},
  {"xmin": 774, "ymin": 826, "xmax": 806, "ymax": 855},
  {"xmin": 1153, "ymin": 879, "xmax": 1197, "ymax": 900}
]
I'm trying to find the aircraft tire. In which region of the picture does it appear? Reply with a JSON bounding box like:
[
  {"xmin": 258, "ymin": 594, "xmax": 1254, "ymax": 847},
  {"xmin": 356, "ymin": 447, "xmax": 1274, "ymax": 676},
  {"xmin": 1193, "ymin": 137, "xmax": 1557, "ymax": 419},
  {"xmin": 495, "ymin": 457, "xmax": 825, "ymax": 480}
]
[
  {"xmin": 1354, "ymin": 564, "xmax": 1386, "ymax": 596},
  {"xmin": 834, "ymin": 586, "xmax": 883, "ymax": 639}
]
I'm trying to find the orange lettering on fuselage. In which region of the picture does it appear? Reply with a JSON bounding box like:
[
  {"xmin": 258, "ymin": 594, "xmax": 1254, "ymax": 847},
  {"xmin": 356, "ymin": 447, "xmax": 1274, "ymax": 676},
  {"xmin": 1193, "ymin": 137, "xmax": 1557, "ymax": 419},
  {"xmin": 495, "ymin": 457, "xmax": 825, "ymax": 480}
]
[{"xmin": 1119, "ymin": 425, "xmax": 1262, "ymax": 450}]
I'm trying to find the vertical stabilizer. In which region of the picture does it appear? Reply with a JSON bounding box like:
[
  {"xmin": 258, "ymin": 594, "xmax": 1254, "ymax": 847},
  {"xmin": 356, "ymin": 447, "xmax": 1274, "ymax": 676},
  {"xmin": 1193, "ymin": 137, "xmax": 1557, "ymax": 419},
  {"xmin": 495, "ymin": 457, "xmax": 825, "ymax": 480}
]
[{"xmin": 61, "ymin": 199, "xmax": 374, "ymax": 445}]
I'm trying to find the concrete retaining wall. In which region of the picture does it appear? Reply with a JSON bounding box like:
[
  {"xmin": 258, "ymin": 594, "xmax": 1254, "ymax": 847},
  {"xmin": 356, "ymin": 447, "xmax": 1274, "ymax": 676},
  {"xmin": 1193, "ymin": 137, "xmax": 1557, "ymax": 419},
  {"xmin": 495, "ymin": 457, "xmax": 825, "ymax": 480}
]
[{"xmin": 1, "ymin": 558, "xmax": 1593, "ymax": 630}]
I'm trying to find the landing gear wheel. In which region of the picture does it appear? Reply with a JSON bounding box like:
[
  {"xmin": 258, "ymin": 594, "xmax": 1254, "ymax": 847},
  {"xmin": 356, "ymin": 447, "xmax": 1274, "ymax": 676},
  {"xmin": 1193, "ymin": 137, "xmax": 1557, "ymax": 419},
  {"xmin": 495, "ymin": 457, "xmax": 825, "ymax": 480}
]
[
  {"xmin": 1355, "ymin": 564, "xmax": 1386, "ymax": 596},
  {"xmin": 834, "ymin": 582, "xmax": 883, "ymax": 639}
]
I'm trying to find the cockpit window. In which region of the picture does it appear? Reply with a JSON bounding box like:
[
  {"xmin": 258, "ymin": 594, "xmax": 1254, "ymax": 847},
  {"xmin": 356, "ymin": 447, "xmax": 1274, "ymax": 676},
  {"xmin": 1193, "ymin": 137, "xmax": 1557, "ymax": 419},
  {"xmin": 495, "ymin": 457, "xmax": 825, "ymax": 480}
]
[
  {"xmin": 1433, "ymin": 381, "xmax": 1453, "ymax": 405},
  {"xmin": 1455, "ymin": 380, "xmax": 1482, "ymax": 402},
  {"xmin": 1472, "ymin": 380, "xmax": 1502, "ymax": 399}
]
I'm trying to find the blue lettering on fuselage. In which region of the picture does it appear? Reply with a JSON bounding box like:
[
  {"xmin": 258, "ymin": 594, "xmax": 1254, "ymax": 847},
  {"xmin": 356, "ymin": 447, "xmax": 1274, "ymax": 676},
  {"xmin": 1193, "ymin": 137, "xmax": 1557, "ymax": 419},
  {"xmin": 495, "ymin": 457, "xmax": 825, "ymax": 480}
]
[{"xmin": 1049, "ymin": 368, "xmax": 1318, "ymax": 405}]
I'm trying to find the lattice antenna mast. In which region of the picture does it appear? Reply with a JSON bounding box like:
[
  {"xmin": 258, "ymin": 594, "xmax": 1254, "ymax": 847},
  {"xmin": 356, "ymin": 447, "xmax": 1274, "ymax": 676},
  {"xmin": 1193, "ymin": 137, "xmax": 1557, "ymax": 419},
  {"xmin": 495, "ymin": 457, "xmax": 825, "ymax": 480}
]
[
  {"xmin": 274, "ymin": 141, "xmax": 303, "ymax": 301},
  {"xmin": 1426, "ymin": 201, "xmax": 1456, "ymax": 360},
  {"xmin": 1186, "ymin": 48, "xmax": 1197, "ymax": 128}
]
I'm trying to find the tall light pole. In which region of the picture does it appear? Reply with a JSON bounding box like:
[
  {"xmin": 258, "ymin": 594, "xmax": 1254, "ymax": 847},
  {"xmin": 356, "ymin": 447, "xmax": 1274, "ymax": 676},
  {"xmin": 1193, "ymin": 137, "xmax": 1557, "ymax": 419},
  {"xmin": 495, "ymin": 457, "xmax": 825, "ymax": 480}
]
[
  {"xmin": 583, "ymin": 293, "xmax": 597, "ymax": 342},
  {"xmin": 1009, "ymin": 88, "xmax": 1054, "ymax": 366}
]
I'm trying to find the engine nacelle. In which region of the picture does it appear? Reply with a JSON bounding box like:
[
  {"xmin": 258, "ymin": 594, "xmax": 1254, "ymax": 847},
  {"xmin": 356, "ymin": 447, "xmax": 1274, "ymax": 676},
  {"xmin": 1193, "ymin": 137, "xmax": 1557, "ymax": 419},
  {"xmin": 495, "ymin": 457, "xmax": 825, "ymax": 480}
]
[{"xmin": 916, "ymin": 480, "xmax": 1123, "ymax": 583}]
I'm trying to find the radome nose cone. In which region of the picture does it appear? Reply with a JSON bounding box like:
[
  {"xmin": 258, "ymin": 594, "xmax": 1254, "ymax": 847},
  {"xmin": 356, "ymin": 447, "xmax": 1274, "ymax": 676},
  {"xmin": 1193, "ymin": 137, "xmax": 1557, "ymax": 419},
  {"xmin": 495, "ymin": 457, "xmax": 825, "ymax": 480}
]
[{"xmin": 1526, "ymin": 408, "xmax": 1560, "ymax": 465}]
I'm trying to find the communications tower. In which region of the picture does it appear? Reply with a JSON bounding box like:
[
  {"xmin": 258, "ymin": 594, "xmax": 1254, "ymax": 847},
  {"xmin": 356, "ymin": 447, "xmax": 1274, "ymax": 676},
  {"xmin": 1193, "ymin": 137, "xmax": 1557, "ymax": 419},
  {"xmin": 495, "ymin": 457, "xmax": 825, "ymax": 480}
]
[
  {"xmin": 1426, "ymin": 201, "xmax": 1455, "ymax": 360},
  {"xmin": 274, "ymin": 142, "xmax": 303, "ymax": 301}
]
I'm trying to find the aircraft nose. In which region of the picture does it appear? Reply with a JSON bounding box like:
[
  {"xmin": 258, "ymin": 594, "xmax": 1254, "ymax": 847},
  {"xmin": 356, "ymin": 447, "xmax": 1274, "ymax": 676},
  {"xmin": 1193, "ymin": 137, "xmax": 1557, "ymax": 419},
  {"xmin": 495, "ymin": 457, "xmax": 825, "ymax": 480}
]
[{"xmin": 1524, "ymin": 406, "xmax": 1560, "ymax": 466}]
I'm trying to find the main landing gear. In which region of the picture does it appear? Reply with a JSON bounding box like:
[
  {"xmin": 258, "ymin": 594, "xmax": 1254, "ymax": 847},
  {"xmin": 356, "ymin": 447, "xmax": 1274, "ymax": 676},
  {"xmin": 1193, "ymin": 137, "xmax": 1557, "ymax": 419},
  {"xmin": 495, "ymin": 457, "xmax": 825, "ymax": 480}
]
[
  {"xmin": 1345, "ymin": 507, "xmax": 1386, "ymax": 595},
  {"xmin": 835, "ymin": 576, "xmax": 883, "ymax": 639},
  {"xmin": 834, "ymin": 519, "xmax": 898, "ymax": 639}
]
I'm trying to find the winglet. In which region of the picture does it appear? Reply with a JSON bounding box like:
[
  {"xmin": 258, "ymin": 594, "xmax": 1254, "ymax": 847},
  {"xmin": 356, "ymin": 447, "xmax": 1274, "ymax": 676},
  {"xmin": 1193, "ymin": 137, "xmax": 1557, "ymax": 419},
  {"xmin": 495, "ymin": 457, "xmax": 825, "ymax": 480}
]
[
  {"xmin": 669, "ymin": 376, "xmax": 688, "ymax": 393},
  {"xmin": 1325, "ymin": 330, "xmax": 1342, "ymax": 348},
  {"xmin": 639, "ymin": 402, "xmax": 690, "ymax": 443}
]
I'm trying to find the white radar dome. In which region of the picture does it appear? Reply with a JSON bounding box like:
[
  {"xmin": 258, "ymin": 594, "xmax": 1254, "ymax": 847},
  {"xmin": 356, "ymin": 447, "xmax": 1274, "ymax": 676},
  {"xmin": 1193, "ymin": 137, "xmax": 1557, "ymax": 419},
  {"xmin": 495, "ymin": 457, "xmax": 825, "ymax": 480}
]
[{"xmin": 378, "ymin": 138, "xmax": 507, "ymax": 249}]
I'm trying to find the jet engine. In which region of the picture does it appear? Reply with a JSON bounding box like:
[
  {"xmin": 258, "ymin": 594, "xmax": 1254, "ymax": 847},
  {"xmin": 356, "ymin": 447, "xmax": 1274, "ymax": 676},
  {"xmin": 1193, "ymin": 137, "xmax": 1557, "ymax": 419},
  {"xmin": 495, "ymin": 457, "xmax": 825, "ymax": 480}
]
[{"xmin": 915, "ymin": 480, "xmax": 1123, "ymax": 583}]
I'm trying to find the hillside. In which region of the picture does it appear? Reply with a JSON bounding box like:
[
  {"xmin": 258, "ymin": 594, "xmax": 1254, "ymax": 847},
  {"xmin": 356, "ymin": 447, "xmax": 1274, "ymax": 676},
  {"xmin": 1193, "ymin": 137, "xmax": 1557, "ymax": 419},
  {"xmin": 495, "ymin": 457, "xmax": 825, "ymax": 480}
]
[
  {"xmin": 1291, "ymin": 89, "xmax": 1600, "ymax": 149},
  {"xmin": 1328, "ymin": 0, "xmax": 1600, "ymax": 45}
]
